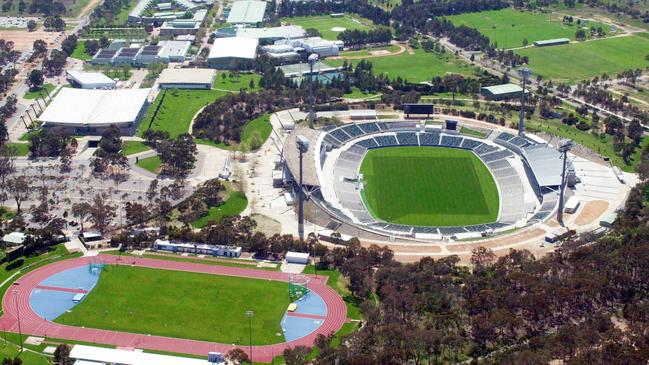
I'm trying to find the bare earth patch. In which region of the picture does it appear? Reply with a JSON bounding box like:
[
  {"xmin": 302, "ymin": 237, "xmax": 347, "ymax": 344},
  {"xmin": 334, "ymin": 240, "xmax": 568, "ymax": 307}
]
[
  {"xmin": 1, "ymin": 29, "xmax": 60, "ymax": 52},
  {"xmin": 575, "ymin": 200, "xmax": 609, "ymax": 226},
  {"xmin": 369, "ymin": 50, "xmax": 390, "ymax": 56}
]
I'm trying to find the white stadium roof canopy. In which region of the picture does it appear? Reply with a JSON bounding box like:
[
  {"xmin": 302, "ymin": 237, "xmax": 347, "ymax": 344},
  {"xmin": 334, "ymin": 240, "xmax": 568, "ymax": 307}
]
[
  {"xmin": 39, "ymin": 88, "xmax": 150, "ymax": 128},
  {"xmin": 208, "ymin": 37, "xmax": 258, "ymax": 60},
  {"xmin": 522, "ymin": 144, "xmax": 564, "ymax": 187}
]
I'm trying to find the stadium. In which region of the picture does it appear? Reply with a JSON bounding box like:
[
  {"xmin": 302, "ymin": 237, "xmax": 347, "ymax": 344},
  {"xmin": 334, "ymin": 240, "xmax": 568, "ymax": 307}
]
[{"xmin": 283, "ymin": 111, "xmax": 568, "ymax": 241}]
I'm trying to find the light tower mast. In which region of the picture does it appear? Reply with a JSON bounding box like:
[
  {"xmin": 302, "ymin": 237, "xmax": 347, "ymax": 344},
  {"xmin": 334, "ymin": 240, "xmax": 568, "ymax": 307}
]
[{"xmin": 518, "ymin": 67, "xmax": 532, "ymax": 136}]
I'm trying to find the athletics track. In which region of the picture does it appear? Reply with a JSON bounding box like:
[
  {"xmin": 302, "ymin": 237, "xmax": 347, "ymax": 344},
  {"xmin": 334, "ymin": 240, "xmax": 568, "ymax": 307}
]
[{"xmin": 0, "ymin": 255, "xmax": 348, "ymax": 362}]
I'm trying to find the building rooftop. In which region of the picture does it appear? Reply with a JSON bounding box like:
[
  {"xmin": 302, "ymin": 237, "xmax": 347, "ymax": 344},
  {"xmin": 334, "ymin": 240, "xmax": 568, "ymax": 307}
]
[
  {"xmin": 70, "ymin": 345, "xmax": 219, "ymax": 365},
  {"xmin": 522, "ymin": 144, "xmax": 564, "ymax": 187},
  {"xmin": 208, "ymin": 37, "xmax": 258, "ymax": 59},
  {"xmin": 481, "ymin": 83, "xmax": 523, "ymax": 95},
  {"xmin": 226, "ymin": 0, "xmax": 267, "ymax": 24},
  {"xmin": 66, "ymin": 71, "xmax": 116, "ymax": 86},
  {"xmin": 2, "ymin": 232, "xmax": 27, "ymax": 245},
  {"xmin": 158, "ymin": 68, "xmax": 216, "ymax": 84},
  {"xmin": 157, "ymin": 40, "xmax": 192, "ymax": 58},
  {"xmin": 534, "ymin": 38, "xmax": 570, "ymax": 45},
  {"xmin": 236, "ymin": 25, "xmax": 305, "ymax": 40},
  {"xmin": 39, "ymin": 88, "xmax": 151, "ymax": 127}
]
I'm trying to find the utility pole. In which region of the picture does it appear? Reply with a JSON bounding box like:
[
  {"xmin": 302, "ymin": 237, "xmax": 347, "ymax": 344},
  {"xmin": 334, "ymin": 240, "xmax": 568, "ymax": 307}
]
[
  {"xmin": 307, "ymin": 54, "xmax": 319, "ymax": 128},
  {"xmin": 13, "ymin": 290, "xmax": 22, "ymax": 353},
  {"xmin": 246, "ymin": 310, "xmax": 254, "ymax": 363},
  {"xmin": 518, "ymin": 67, "xmax": 532, "ymax": 136},
  {"xmin": 296, "ymin": 136, "xmax": 309, "ymax": 241},
  {"xmin": 557, "ymin": 139, "xmax": 573, "ymax": 227}
]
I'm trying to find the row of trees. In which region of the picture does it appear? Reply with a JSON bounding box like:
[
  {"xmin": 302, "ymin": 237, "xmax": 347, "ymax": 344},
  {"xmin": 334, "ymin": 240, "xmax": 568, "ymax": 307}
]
[
  {"xmin": 337, "ymin": 28, "xmax": 393, "ymax": 47},
  {"xmin": 278, "ymin": 0, "xmax": 391, "ymax": 26}
]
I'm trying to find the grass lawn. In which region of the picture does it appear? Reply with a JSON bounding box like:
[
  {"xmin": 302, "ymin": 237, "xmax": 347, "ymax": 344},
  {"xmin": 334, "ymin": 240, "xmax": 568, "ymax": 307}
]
[
  {"xmin": 121, "ymin": 141, "xmax": 150, "ymax": 156},
  {"xmin": 23, "ymin": 83, "xmax": 56, "ymax": 99},
  {"xmin": 4, "ymin": 143, "xmax": 29, "ymax": 156},
  {"xmin": 460, "ymin": 126, "xmax": 487, "ymax": 139},
  {"xmin": 338, "ymin": 44, "xmax": 401, "ymax": 57},
  {"xmin": 136, "ymin": 155, "xmax": 161, "ymax": 173},
  {"xmin": 192, "ymin": 191, "xmax": 248, "ymax": 228},
  {"xmin": 55, "ymin": 265, "xmax": 290, "ymax": 345},
  {"xmin": 344, "ymin": 87, "xmax": 381, "ymax": 99},
  {"xmin": 516, "ymin": 35, "xmax": 649, "ymax": 82},
  {"xmin": 70, "ymin": 41, "xmax": 93, "ymax": 61},
  {"xmin": 281, "ymin": 14, "xmax": 374, "ymax": 40},
  {"xmin": 213, "ymin": 72, "xmax": 261, "ymax": 91},
  {"xmin": 360, "ymin": 146, "xmax": 499, "ymax": 226},
  {"xmin": 329, "ymin": 48, "xmax": 474, "ymax": 83},
  {"xmin": 241, "ymin": 114, "xmax": 272, "ymax": 149},
  {"xmin": 447, "ymin": 8, "xmax": 580, "ymax": 48},
  {"xmin": 137, "ymin": 89, "xmax": 227, "ymax": 138}
]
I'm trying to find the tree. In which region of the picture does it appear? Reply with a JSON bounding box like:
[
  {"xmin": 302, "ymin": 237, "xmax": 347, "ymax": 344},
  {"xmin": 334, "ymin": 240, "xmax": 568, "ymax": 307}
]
[
  {"xmin": 54, "ymin": 344, "xmax": 72, "ymax": 365},
  {"xmin": 283, "ymin": 346, "xmax": 311, "ymax": 365},
  {"xmin": 71, "ymin": 202, "xmax": 92, "ymax": 233},
  {"xmin": 32, "ymin": 39, "xmax": 47, "ymax": 57},
  {"xmin": 575, "ymin": 29, "xmax": 586, "ymax": 41},
  {"xmin": 88, "ymin": 194, "xmax": 117, "ymax": 233},
  {"xmin": 27, "ymin": 19, "xmax": 37, "ymax": 31},
  {"xmin": 26, "ymin": 69, "xmax": 44, "ymax": 90},
  {"xmin": 226, "ymin": 348, "xmax": 250, "ymax": 365},
  {"xmin": 60, "ymin": 34, "xmax": 77, "ymax": 56},
  {"xmin": 0, "ymin": 149, "xmax": 15, "ymax": 188},
  {"xmin": 157, "ymin": 134, "xmax": 197, "ymax": 177},
  {"xmin": 6, "ymin": 175, "xmax": 30, "ymax": 213},
  {"xmin": 125, "ymin": 202, "xmax": 149, "ymax": 227}
]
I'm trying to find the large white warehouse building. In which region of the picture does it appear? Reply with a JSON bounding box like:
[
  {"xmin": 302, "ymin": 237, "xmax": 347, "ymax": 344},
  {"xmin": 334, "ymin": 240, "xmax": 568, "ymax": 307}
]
[{"xmin": 39, "ymin": 88, "xmax": 151, "ymax": 135}]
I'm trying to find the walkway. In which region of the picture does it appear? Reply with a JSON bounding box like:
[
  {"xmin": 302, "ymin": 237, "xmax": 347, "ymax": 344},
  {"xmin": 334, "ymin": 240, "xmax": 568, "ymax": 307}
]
[{"xmin": 0, "ymin": 255, "xmax": 347, "ymax": 362}]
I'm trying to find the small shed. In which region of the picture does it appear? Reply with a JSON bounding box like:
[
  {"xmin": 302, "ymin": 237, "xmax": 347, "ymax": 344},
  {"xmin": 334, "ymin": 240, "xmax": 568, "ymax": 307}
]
[
  {"xmin": 564, "ymin": 196, "xmax": 580, "ymax": 214},
  {"xmin": 481, "ymin": 83, "xmax": 523, "ymax": 101},
  {"xmin": 600, "ymin": 212, "xmax": 617, "ymax": 228},
  {"xmin": 286, "ymin": 251, "xmax": 309, "ymax": 264}
]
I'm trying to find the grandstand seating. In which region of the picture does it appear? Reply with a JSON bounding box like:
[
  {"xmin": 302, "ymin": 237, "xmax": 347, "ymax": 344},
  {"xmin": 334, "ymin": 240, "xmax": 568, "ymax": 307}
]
[
  {"xmin": 396, "ymin": 132, "xmax": 418, "ymax": 146},
  {"xmin": 313, "ymin": 121, "xmax": 555, "ymax": 239}
]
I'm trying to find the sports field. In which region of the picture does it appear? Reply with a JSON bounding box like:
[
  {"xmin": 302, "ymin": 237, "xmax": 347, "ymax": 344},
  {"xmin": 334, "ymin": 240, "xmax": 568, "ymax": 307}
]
[
  {"xmin": 329, "ymin": 48, "xmax": 474, "ymax": 83},
  {"xmin": 446, "ymin": 8, "xmax": 604, "ymax": 48},
  {"xmin": 55, "ymin": 265, "xmax": 290, "ymax": 345},
  {"xmin": 360, "ymin": 147, "xmax": 499, "ymax": 226},
  {"xmin": 281, "ymin": 14, "xmax": 374, "ymax": 40},
  {"xmin": 516, "ymin": 35, "xmax": 649, "ymax": 82}
]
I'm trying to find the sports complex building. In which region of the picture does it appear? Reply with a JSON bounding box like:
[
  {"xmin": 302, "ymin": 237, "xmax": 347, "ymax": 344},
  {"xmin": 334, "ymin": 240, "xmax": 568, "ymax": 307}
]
[
  {"xmin": 39, "ymin": 88, "xmax": 151, "ymax": 135},
  {"xmin": 283, "ymin": 115, "xmax": 571, "ymax": 241}
]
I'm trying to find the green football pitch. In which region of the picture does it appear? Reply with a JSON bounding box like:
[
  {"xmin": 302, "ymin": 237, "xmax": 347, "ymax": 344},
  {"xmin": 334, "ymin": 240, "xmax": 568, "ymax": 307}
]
[
  {"xmin": 281, "ymin": 14, "xmax": 374, "ymax": 40},
  {"xmin": 360, "ymin": 147, "xmax": 500, "ymax": 226},
  {"xmin": 55, "ymin": 265, "xmax": 290, "ymax": 345}
]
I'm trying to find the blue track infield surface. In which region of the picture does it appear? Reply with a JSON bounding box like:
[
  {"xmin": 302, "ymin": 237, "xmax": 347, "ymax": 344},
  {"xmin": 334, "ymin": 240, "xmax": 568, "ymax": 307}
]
[
  {"xmin": 281, "ymin": 290, "xmax": 328, "ymax": 341},
  {"xmin": 30, "ymin": 265, "xmax": 102, "ymax": 321}
]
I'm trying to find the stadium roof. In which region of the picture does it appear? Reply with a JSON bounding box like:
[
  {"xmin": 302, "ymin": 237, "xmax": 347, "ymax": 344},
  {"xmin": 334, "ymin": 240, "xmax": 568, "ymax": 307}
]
[
  {"xmin": 521, "ymin": 144, "xmax": 563, "ymax": 187},
  {"xmin": 208, "ymin": 37, "xmax": 258, "ymax": 59},
  {"xmin": 283, "ymin": 126, "xmax": 321, "ymax": 187},
  {"xmin": 237, "ymin": 25, "xmax": 306, "ymax": 40},
  {"xmin": 66, "ymin": 71, "xmax": 116, "ymax": 86},
  {"xmin": 158, "ymin": 68, "xmax": 216, "ymax": 84},
  {"xmin": 39, "ymin": 88, "xmax": 150, "ymax": 127},
  {"xmin": 70, "ymin": 345, "xmax": 216, "ymax": 365},
  {"xmin": 481, "ymin": 83, "xmax": 523, "ymax": 95},
  {"xmin": 227, "ymin": 0, "xmax": 267, "ymax": 23}
]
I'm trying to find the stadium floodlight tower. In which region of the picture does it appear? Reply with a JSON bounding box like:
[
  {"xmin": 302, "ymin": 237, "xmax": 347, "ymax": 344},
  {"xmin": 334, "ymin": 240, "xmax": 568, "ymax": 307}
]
[
  {"xmin": 518, "ymin": 67, "xmax": 532, "ymax": 136},
  {"xmin": 296, "ymin": 135, "xmax": 310, "ymax": 241},
  {"xmin": 557, "ymin": 139, "xmax": 573, "ymax": 227},
  {"xmin": 307, "ymin": 53, "xmax": 319, "ymax": 128}
]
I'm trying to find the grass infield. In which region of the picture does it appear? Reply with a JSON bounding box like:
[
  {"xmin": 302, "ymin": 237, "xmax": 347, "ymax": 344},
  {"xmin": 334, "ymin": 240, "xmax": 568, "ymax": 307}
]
[
  {"xmin": 281, "ymin": 14, "xmax": 373, "ymax": 40},
  {"xmin": 360, "ymin": 146, "xmax": 499, "ymax": 226},
  {"xmin": 55, "ymin": 265, "xmax": 290, "ymax": 345}
]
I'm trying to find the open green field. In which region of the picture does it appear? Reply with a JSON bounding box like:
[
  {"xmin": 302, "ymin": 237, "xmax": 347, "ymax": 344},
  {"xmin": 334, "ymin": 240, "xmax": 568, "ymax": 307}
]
[
  {"xmin": 23, "ymin": 83, "xmax": 56, "ymax": 100},
  {"xmin": 122, "ymin": 141, "xmax": 150, "ymax": 156},
  {"xmin": 55, "ymin": 265, "xmax": 290, "ymax": 345},
  {"xmin": 281, "ymin": 14, "xmax": 374, "ymax": 40},
  {"xmin": 213, "ymin": 72, "xmax": 262, "ymax": 92},
  {"xmin": 360, "ymin": 147, "xmax": 499, "ymax": 226},
  {"xmin": 70, "ymin": 41, "xmax": 93, "ymax": 61},
  {"xmin": 138, "ymin": 89, "xmax": 227, "ymax": 138},
  {"xmin": 516, "ymin": 35, "xmax": 649, "ymax": 82},
  {"xmin": 192, "ymin": 191, "xmax": 248, "ymax": 228},
  {"xmin": 136, "ymin": 155, "xmax": 161, "ymax": 172},
  {"xmin": 446, "ymin": 8, "xmax": 605, "ymax": 48},
  {"xmin": 329, "ymin": 48, "xmax": 474, "ymax": 83}
]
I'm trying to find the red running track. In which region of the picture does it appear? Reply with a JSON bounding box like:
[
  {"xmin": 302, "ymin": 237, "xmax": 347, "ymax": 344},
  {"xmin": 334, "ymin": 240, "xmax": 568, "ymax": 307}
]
[{"xmin": 0, "ymin": 255, "xmax": 347, "ymax": 362}]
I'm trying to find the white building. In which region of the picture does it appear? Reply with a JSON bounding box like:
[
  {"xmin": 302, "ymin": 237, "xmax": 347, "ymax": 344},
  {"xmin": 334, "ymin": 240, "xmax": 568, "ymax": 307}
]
[
  {"xmin": 39, "ymin": 88, "xmax": 151, "ymax": 135},
  {"xmin": 66, "ymin": 71, "xmax": 116, "ymax": 89},
  {"xmin": 286, "ymin": 251, "xmax": 309, "ymax": 264},
  {"xmin": 226, "ymin": 0, "xmax": 267, "ymax": 24},
  {"xmin": 208, "ymin": 37, "xmax": 258, "ymax": 69},
  {"xmin": 70, "ymin": 345, "xmax": 223, "ymax": 365},
  {"xmin": 152, "ymin": 239, "xmax": 242, "ymax": 257},
  {"xmin": 2, "ymin": 232, "xmax": 27, "ymax": 246},
  {"xmin": 277, "ymin": 37, "xmax": 344, "ymax": 58},
  {"xmin": 158, "ymin": 68, "xmax": 216, "ymax": 89}
]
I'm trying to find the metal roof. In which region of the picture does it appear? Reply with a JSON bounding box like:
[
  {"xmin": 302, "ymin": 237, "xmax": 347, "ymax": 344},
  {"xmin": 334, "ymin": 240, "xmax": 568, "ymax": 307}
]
[
  {"xmin": 66, "ymin": 71, "xmax": 116, "ymax": 86},
  {"xmin": 39, "ymin": 88, "xmax": 151, "ymax": 127},
  {"xmin": 226, "ymin": 0, "xmax": 267, "ymax": 24},
  {"xmin": 534, "ymin": 38, "xmax": 570, "ymax": 46},
  {"xmin": 70, "ymin": 345, "xmax": 217, "ymax": 365},
  {"xmin": 208, "ymin": 37, "xmax": 258, "ymax": 59},
  {"xmin": 522, "ymin": 144, "xmax": 564, "ymax": 187},
  {"xmin": 481, "ymin": 83, "xmax": 523, "ymax": 95},
  {"xmin": 158, "ymin": 68, "xmax": 216, "ymax": 85},
  {"xmin": 237, "ymin": 25, "xmax": 305, "ymax": 40}
]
